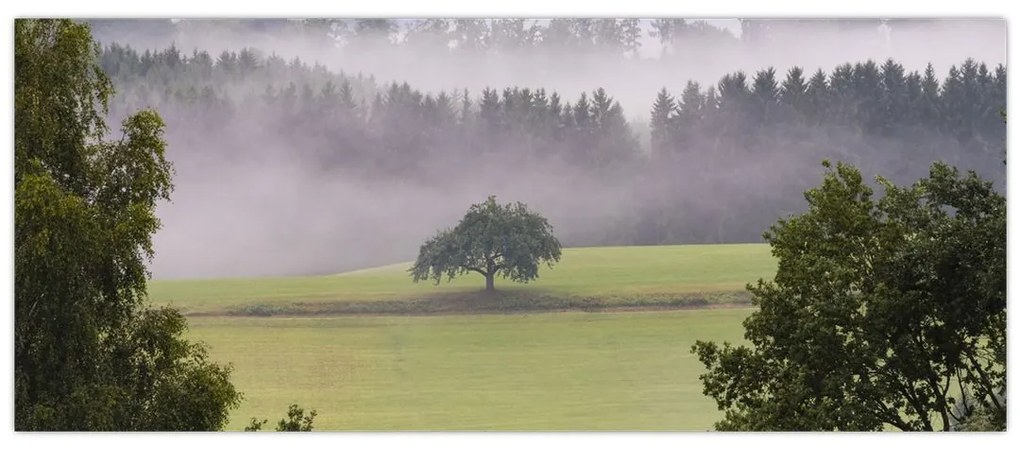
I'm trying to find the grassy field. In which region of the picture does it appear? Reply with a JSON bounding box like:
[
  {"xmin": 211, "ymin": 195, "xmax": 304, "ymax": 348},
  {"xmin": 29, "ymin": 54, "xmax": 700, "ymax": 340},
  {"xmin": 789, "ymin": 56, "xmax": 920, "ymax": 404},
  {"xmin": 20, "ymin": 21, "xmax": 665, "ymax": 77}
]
[
  {"xmin": 163, "ymin": 243, "xmax": 773, "ymax": 430},
  {"xmin": 150, "ymin": 243, "xmax": 775, "ymax": 315},
  {"xmin": 188, "ymin": 308, "xmax": 752, "ymax": 431}
]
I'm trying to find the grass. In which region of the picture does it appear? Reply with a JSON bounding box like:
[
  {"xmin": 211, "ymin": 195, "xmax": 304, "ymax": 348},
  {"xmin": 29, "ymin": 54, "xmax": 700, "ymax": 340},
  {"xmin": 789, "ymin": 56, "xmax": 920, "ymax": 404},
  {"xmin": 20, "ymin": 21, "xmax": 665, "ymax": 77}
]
[
  {"xmin": 188, "ymin": 308, "xmax": 752, "ymax": 431},
  {"xmin": 163, "ymin": 243, "xmax": 773, "ymax": 429},
  {"xmin": 150, "ymin": 243, "xmax": 776, "ymax": 316}
]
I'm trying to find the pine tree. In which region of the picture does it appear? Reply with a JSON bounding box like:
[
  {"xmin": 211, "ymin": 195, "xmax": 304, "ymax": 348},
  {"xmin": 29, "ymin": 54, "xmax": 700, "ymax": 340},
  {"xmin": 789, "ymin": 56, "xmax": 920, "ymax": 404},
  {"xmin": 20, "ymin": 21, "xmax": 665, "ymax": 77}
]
[
  {"xmin": 942, "ymin": 65, "xmax": 964, "ymax": 136},
  {"xmin": 779, "ymin": 66, "xmax": 808, "ymax": 123},
  {"xmin": 852, "ymin": 60, "xmax": 883, "ymax": 131},
  {"xmin": 828, "ymin": 63, "xmax": 856, "ymax": 124},
  {"xmin": 751, "ymin": 67, "xmax": 780, "ymax": 125},
  {"xmin": 903, "ymin": 71, "xmax": 924, "ymax": 128},
  {"xmin": 459, "ymin": 88, "xmax": 472, "ymax": 125},
  {"xmin": 920, "ymin": 63, "xmax": 941, "ymax": 128},
  {"xmin": 649, "ymin": 88, "xmax": 676, "ymax": 160},
  {"xmin": 879, "ymin": 58, "xmax": 907, "ymax": 134},
  {"xmin": 591, "ymin": 87, "xmax": 614, "ymax": 127}
]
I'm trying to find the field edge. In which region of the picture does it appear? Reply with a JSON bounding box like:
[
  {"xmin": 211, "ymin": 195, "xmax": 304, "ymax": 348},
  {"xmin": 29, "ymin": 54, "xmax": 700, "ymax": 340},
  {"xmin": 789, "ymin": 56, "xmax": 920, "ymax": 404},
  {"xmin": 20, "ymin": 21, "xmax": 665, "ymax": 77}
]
[{"xmin": 184, "ymin": 289, "xmax": 755, "ymax": 318}]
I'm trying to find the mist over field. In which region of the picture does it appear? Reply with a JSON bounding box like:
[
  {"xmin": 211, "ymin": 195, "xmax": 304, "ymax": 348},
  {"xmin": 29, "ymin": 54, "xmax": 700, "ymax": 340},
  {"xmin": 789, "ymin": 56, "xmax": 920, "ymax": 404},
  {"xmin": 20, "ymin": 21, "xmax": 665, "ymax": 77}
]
[
  {"xmin": 88, "ymin": 18, "xmax": 1006, "ymax": 279},
  {"xmin": 154, "ymin": 149, "xmax": 633, "ymax": 278}
]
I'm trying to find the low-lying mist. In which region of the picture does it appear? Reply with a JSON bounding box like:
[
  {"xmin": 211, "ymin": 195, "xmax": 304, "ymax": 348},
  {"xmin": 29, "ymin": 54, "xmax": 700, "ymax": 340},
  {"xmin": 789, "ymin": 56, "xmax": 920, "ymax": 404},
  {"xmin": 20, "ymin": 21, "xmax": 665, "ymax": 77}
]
[
  {"xmin": 151, "ymin": 144, "xmax": 638, "ymax": 279},
  {"xmin": 89, "ymin": 19, "xmax": 1006, "ymax": 280}
]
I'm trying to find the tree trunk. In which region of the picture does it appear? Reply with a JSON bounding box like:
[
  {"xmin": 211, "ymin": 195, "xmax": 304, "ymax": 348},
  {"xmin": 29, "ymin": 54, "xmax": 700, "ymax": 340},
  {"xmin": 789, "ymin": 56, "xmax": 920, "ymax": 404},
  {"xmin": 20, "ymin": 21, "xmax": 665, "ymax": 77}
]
[{"xmin": 485, "ymin": 273, "xmax": 494, "ymax": 292}]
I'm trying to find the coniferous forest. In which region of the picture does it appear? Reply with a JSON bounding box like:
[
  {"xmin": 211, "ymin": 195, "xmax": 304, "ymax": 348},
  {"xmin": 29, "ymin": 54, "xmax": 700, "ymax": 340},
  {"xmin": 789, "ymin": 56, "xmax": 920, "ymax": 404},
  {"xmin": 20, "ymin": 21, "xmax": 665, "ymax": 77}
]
[{"xmin": 90, "ymin": 19, "xmax": 1005, "ymax": 277}]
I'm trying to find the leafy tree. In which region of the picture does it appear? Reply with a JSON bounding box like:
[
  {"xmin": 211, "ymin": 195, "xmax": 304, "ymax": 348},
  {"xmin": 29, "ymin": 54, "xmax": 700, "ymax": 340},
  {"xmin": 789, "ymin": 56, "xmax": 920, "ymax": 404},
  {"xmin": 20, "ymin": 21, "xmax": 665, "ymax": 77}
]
[
  {"xmin": 649, "ymin": 18, "xmax": 686, "ymax": 51},
  {"xmin": 618, "ymin": 19, "xmax": 643, "ymax": 57},
  {"xmin": 403, "ymin": 18, "xmax": 452, "ymax": 51},
  {"xmin": 692, "ymin": 160, "xmax": 1005, "ymax": 431},
  {"xmin": 276, "ymin": 404, "xmax": 318, "ymax": 431},
  {"xmin": 14, "ymin": 18, "xmax": 241, "ymax": 430},
  {"xmin": 451, "ymin": 19, "xmax": 489, "ymax": 52},
  {"xmin": 650, "ymin": 19, "xmax": 738, "ymax": 60},
  {"xmin": 244, "ymin": 404, "xmax": 318, "ymax": 432},
  {"xmin": 410, "ymin": 196, "xmax": 562, "ymax": 292},
  {"xmin": 352, "ymin": 19, "xmax": 397, "ymax": 45},
  {"xmin": 243, "ymin": 417, "xmax": 268, "ymax": 431},
  {"xmin": 489, "ymin": 19, "xmax": 538, "ymax": 54}
]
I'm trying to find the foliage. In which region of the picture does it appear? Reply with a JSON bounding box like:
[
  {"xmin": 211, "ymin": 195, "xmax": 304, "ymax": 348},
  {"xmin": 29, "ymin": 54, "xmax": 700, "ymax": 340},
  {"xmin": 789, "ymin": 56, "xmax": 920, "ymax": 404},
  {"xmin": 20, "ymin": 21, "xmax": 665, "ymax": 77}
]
[
  {"xmin": 14, "ymin": 18, "xmax": 241, "ymax": 430},
  {"xmin": 953, "ymin": 396, "xmax": 1006, "ymax": 431},
  {"xmin": 410, "ymin": 196, "xmax": 562, "ymax": 291},
  {"xmin": 276, "ymin": 404, "xmax": 318, "ymax": 431},
  {"xmin": 243, "ymin": 417, "xmax": 268, "ymax": 432},
  {"xmin": 691, "ymin": 160, "xmax": 1006, "ymax": 431},
  {"xmin": 244, "ymin": 404, "xmax": 317, "ymax": 431}
]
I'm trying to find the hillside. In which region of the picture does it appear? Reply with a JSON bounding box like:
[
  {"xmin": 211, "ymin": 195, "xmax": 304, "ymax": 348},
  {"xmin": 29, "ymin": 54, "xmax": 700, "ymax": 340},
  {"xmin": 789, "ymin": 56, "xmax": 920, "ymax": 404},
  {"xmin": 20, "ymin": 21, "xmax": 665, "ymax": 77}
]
[{"xmin": 149, "ymin": 243, "xmax": 776, "ymax": 316}]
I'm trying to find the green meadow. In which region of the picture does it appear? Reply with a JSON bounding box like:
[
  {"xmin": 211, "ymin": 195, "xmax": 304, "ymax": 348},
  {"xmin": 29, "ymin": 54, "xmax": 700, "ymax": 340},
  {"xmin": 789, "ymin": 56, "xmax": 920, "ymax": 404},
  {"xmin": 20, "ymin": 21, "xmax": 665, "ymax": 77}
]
[
  {"xmin": 153, "ymin": 243, "xmax": 775, "ymax": 430},
  {"xmin": 150, "ymin": 243, "xmax": 776, "ymax": 315},
  {"xmin": 189, "ymin": 309, "xmax": 752, "ymax": 430}
]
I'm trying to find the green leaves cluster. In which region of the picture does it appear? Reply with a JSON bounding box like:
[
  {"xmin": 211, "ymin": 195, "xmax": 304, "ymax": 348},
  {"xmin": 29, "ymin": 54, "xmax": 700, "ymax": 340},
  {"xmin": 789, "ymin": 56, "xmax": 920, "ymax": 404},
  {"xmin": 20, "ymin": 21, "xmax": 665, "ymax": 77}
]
[
  {"xmin": 244, "ymin": 404, "xmax": 318, "ymax": 432},
  {"xmin": 410, "ymin": 196, "xmax": 562, "ymax": 291},
  {"xmin": 15, "ymin": 19, "xmax": 241, "ymax": 430},
  {"xmin": 692, "ymin": 160, "xmax": 1005, "ymax": 431}
]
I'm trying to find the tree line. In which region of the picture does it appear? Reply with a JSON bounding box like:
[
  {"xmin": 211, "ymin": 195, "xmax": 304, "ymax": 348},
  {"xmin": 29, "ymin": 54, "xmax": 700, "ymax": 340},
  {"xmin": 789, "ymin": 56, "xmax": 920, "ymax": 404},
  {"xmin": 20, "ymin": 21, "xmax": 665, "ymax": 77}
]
[
  {"xmin": 88, "ymin": 19, "xmax": 991, "ymax": 61},
  {"xmin": 97, "ymin": 43, "xmax": 1006, "ymax": 247},
  {"xmin": 651, "ymin": 59, "xmax": 1005, "ymax": 159}
]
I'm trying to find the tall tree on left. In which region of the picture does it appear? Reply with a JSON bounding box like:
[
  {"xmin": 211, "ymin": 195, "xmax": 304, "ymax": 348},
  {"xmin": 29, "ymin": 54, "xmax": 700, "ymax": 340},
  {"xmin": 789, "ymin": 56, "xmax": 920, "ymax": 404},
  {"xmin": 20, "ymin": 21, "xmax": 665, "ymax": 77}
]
[{"xmin": 14, "ymin": 19, "xmax": 241, "ymax": 431}]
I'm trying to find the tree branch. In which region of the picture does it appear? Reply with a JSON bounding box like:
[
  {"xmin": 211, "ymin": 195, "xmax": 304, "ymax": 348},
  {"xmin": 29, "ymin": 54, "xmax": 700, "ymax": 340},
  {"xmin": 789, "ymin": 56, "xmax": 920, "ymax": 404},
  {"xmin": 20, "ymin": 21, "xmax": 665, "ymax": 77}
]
[
  {"xmin": 459, "ymin": 265, "xmax": 488, "ymax": 277},
  {"xmin": 962, "ymin": 347, "xmax": 1003, "ymax": 412}
]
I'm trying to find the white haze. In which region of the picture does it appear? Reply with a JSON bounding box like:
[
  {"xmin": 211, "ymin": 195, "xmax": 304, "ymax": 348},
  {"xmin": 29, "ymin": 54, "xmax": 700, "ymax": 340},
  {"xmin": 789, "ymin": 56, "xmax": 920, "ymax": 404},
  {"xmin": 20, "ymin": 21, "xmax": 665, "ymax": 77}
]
[
  {"xmin": 151, "ymin": 124, "xmax": 638, "ymax": 278},
  {"xmin": 111, "ymin": 19, "xmax": 1006, "ymax": 121},
  {"xmin": 92, "ymin": 19, "xmax": 1006, "ymax": 279}
]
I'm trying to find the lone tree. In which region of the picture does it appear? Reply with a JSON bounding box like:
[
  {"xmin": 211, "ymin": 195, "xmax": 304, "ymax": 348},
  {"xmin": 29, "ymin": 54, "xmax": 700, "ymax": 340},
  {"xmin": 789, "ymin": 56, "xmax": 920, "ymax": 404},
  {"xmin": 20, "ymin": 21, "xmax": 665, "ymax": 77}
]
[
  {"xmin": 692, "ymin": 161, "xmax": 1005, "ymax": 431},
  {"xmin": 411, "ymin": 196, "xmax": 562, "ymax": 292}
]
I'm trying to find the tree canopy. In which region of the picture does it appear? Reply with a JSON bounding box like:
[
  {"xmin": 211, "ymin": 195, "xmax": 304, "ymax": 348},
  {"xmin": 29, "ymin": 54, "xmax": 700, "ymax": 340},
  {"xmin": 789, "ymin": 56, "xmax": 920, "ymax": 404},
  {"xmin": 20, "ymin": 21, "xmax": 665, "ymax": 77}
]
[
  {"xmin": 691, "ymin": 160, "xmax": 1006, "ymax": 431},
  {"xmin": 14, "ymin": 19, "xmax": 241, "ymax": 430},
  {"xmin": 244, "ymin": 404, "xmax": 318, "ymax": 432},
  {"xmin": 410, "ymin": 196, "xmax": 562, "ymax": 292}
]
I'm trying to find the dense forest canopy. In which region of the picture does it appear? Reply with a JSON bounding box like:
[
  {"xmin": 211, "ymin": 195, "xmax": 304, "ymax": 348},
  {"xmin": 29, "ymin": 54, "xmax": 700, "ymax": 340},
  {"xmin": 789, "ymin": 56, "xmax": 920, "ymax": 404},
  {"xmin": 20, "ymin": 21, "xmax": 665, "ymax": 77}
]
[{"xmin": 88, "ymin": 19, "xmax": 1006, "ymax": 279}]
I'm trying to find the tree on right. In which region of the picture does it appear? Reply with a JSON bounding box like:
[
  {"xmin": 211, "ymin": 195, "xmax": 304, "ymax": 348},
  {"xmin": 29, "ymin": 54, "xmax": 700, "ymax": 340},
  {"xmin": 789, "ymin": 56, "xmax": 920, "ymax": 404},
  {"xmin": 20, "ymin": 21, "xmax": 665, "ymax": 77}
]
[{"xmin": 692, "ymin": 160, "xmax": 1006, "ymax": 431}]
